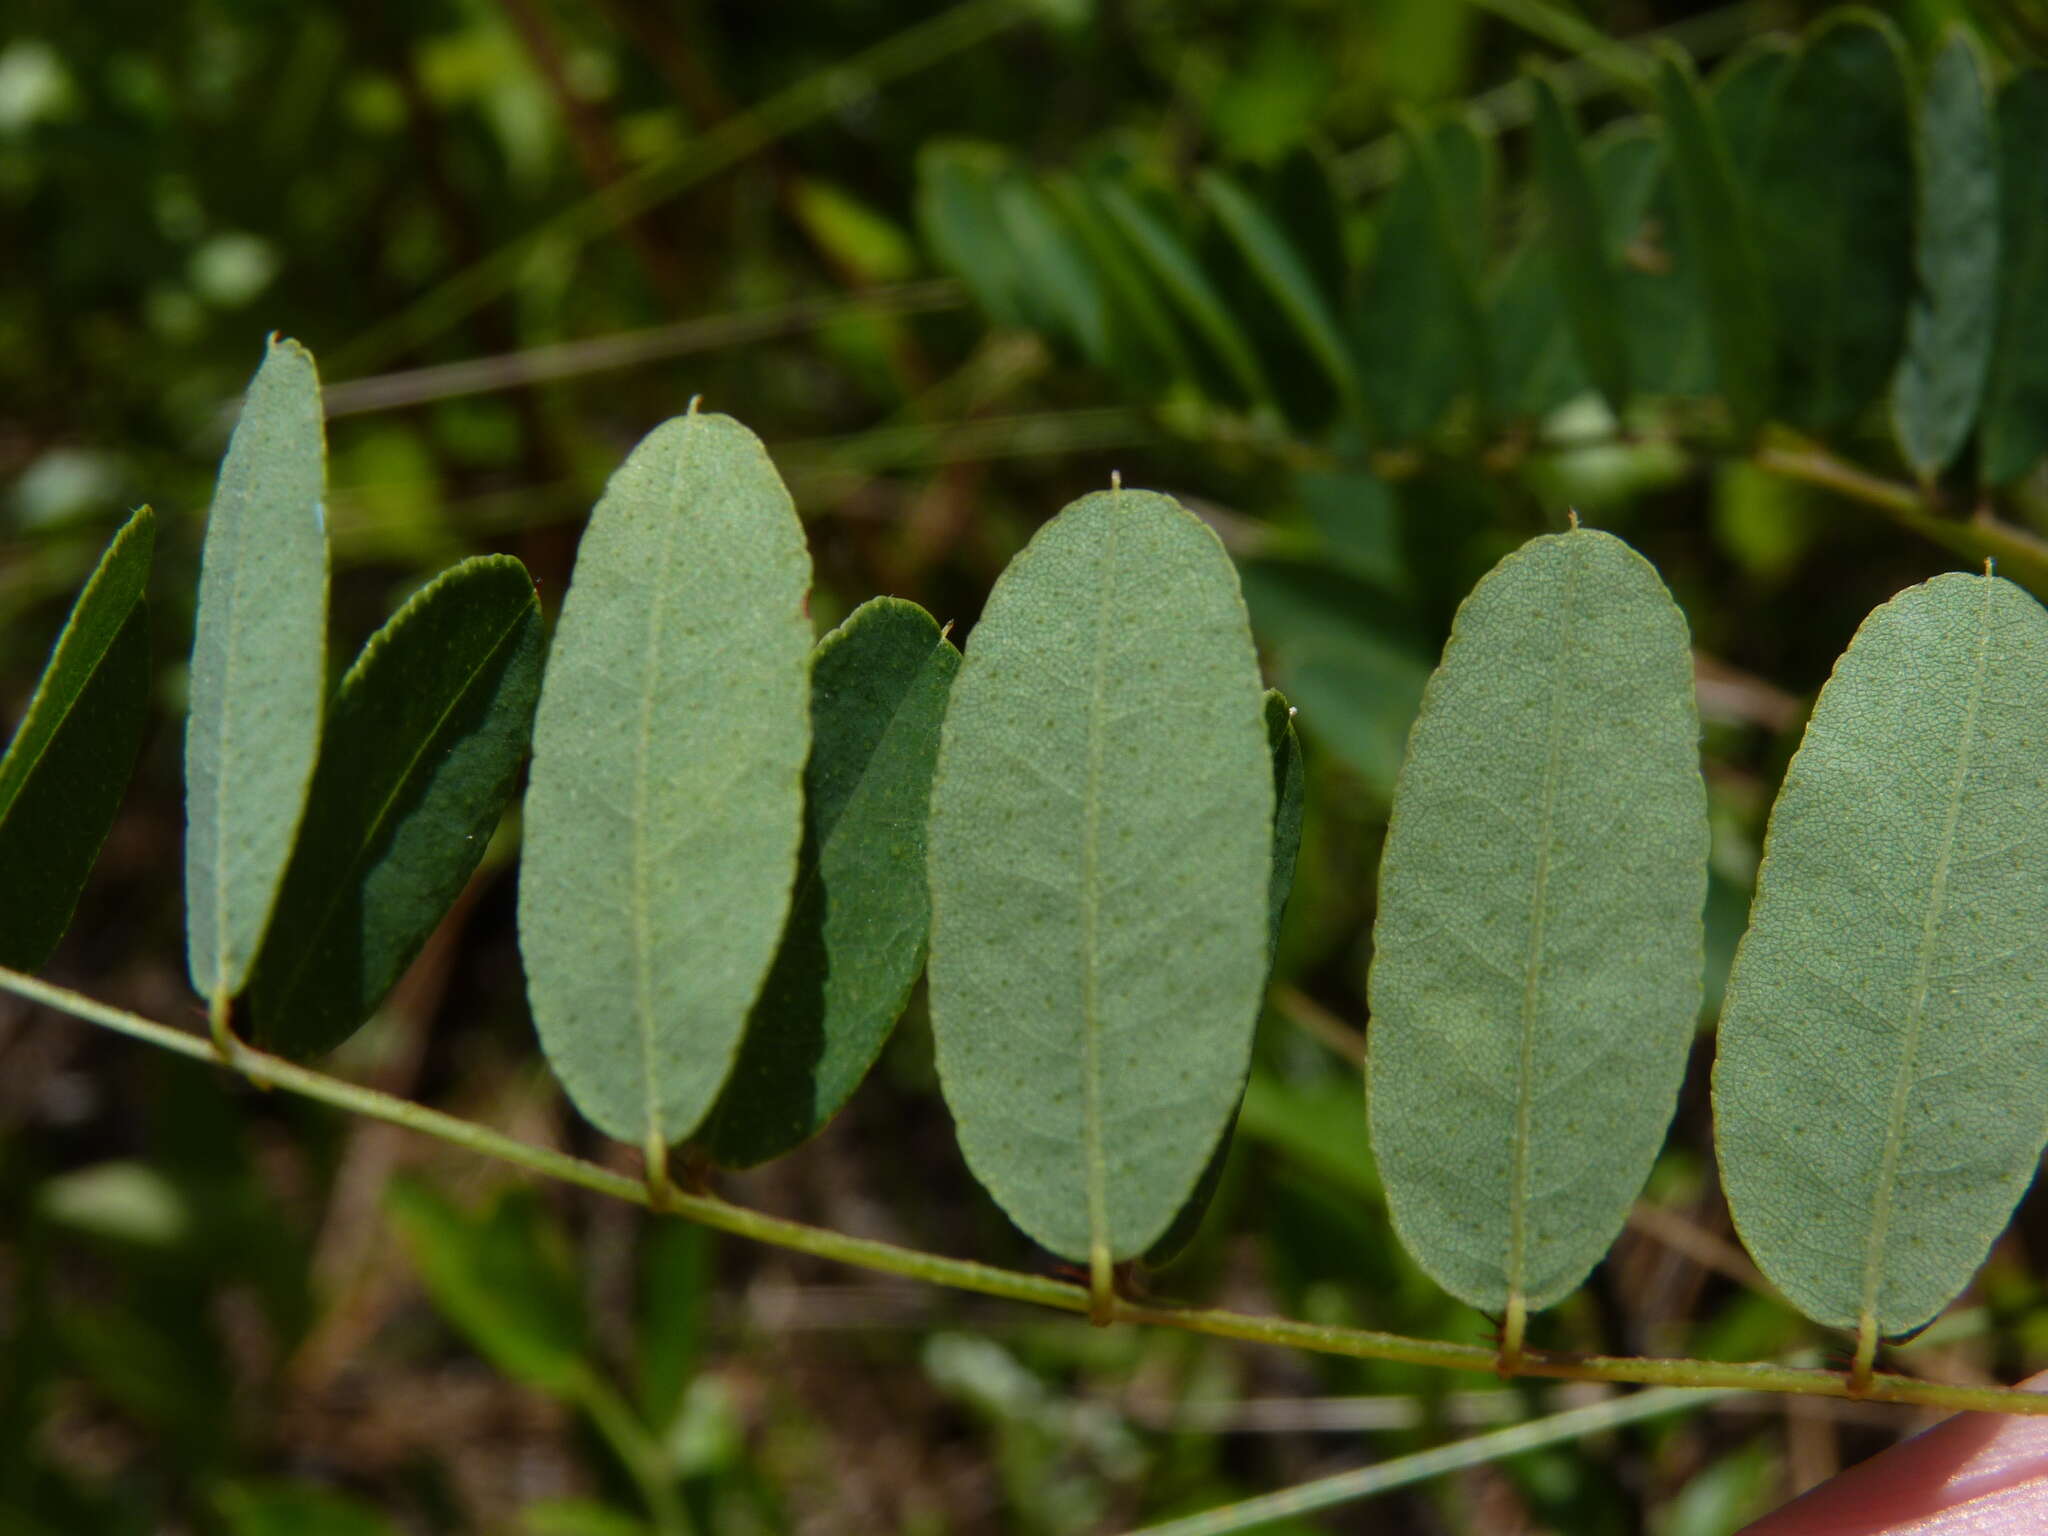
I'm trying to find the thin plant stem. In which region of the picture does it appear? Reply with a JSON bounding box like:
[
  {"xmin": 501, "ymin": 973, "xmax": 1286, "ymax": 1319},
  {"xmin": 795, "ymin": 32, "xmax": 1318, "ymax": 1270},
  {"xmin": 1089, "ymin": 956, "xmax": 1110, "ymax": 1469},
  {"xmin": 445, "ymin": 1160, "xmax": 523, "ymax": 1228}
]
[
  {"xmin": 8, "ymin": 964, "xmax": 2048, "ymax": 1418},
  {"xmin": 577, "ymin": 1372, "xmax": 693, "ymax": 1536}
]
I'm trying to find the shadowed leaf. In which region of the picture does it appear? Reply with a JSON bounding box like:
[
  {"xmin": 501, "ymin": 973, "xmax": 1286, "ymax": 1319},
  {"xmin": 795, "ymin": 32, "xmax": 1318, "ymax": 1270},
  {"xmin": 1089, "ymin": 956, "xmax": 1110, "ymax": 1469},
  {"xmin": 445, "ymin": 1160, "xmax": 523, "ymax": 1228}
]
[
  {"xmin": 246, "ymin": 555, "xmax": 544, "ymax": 1059},
  {"xmin": 1528, "ymin": 72, "xmax": 1629, "ymax": 415},
  {"xmin": 698, "ymin": 598, "xmax": 960, "ymax": 1168},
  {"xmin": 0, "ymin": 507, "xmax": 154, "ymax": 971},
  {"xmin": 1982, "ymin": 71, "xmax": 2048, "ymax": 486}
]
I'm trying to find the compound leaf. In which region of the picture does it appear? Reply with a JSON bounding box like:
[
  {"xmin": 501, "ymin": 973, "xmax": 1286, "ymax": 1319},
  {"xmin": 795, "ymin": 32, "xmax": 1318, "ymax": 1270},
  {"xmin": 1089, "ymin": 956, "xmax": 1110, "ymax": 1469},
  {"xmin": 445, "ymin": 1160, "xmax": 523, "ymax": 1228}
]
[
  {"xmin": 0, "ymin": 506, "xmax": 154, "ymax": 971},
  {"xmin": 697, "ymin": 597, "xmax": 960, "ymax": 1168},
  {"xmin": 519, "ymin": 410, "xmax": 812, "ymax": 1153},
  {"xmin": 1715, "ymin": 572, "xmax": 2048, "ymax": 1339},
  {"xmin": 1754, "ymin": 10, "xmax": 1913, "ymax": 437},
  {"xmin": 927, "ymin": 488, "xmax": 1273, "ymax": 1267},
  {"xmin": 185, "ymin": 336, "xmax": 329, "ymax": 1006},
  {"xmin": 246, "ymin": 556, "xmax": 544, "ymax": 1059},
  {"xmin": 1982, "ymin": 71, "xmax": 2048, "ymax": 486},
  {"xmin": 1892, "ymin": 29, "xmax": 1998, "ymax": 482},
  {"xmin": 1368, "ymin": 528, "xmax": 1708, "ymax": 1317}
]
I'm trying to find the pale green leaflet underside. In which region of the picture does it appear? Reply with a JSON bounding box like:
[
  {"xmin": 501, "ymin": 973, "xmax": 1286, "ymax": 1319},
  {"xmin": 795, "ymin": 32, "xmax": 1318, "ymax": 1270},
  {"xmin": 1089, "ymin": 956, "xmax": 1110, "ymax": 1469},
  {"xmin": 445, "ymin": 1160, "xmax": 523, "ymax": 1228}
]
[
  {"xmin": 1715, "ymin": 573, "xmax": 2048, "ymax": 1339},
  {"xmin": 520, "ymin": 410, "xmax": 812, "ymax": 1151},
  {"xmin": 184, "ymin": 336, "xmax": 330, "ymax": 1006},
  {"xmin": 927, "ymin": 488, "xmax": 1273, "ymax": 1267},
  {"xmin": 1369, "ymin": 529, "xmax": 1708, "ymax": 1317}
]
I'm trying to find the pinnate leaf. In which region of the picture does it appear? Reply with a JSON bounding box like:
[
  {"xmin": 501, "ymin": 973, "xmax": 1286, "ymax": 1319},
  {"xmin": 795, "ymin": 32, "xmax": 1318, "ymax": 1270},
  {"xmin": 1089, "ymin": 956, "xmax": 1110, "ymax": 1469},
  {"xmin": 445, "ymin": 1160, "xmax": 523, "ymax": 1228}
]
[
  {"xmin": 519, "ymin": 409, "xmax": 812, "ymax": 1153},
  {"xmin": 1368, "ymin": 528, "xmax": 1708, "ymax": 1316},
  {"xmin": 697, "ymin": 597, "xmax": 960, "ymax": 1168},
  {"xmin": 1528, "ymin": 72, "xmax": 1630, "ymax": 415},
  {"xmin": 0, "ymin": 506, "xmax": 154, "ymax": 971},
  {"xmin": 927, "ymin": 488, "xmax": 1273, "ymax": 1266},
  {"xmin": 246, "ymin": 555, "xmax": 544, "ymax": 1059},
  {"xmin": 1715, "ymin": 572, "xmax": 2048, "ymax": 1339},
  {"xmin": 185, "ymin": 336, "xmax": 330, "ymax": 1006}
]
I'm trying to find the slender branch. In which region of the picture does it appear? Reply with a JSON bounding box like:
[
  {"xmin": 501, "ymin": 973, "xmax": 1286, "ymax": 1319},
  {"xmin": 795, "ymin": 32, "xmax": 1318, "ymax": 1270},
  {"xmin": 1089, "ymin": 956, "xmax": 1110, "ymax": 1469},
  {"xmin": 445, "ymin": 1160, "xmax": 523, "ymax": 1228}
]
[{"xmin": 8, "ymin": 964, "xmax": 2048, "ymax": 1418}]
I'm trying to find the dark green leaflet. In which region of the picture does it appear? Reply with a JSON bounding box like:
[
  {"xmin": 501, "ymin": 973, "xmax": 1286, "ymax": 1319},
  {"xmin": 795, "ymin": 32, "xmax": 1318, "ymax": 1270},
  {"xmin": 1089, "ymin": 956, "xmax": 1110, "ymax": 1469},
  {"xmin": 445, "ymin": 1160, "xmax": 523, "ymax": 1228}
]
[
  {"xmin": 697, "ymin": 598, "xmax": 960, "ymax": 1168},
  {"xmin": 1652, "ymin": 47, "xmax": 1773, "ymax": 437},
  {"xmin": 246, "ymin": 556, "xmax": 544, "ymax": 1060},
  {"xmin": 927, "ymin": 488, "xmax": 1273, "ymax": 1267},
  {"xmin": 1981, "ymin": 71, "xmax": 2048, "ymax": 486},
  {"xmin": 1369, "ymin": 529, "xmax": 1708, "ymax": 1317},
  {"xmin": 1892, "ymin": 30, "xmax": 1998, "ymax": 481},
  {"xmin": 184, "ymin": 337, "xmax": 330, "ymax": 1006},
  {"xmin": 1715, "ymin": 573, "xmax": 2048, "ymax": 1339},
  {"xmin": 1753, "ymin": 12, "xmax": 1913, "ymax": 437},
  {"xmin": 1528, "ymin": 72, "xmax": 1629, "ymax": 416},
  {"xmin": 0, "ymin": 506, "xmax": 154, "ymax": 971},
  {"xmin": 519, "ymin": 410, "xmax": 812, "ymax": 1153}
]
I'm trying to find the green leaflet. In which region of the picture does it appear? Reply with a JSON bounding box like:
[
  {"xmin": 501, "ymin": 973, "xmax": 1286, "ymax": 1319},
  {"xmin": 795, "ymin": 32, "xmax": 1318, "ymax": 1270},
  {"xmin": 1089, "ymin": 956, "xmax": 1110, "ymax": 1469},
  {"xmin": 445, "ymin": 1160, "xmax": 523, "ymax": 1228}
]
[
  {"xmin": 917, "ymin": 141, "xmax": 1035, "ymax": 332},
  {"xmin": 385, "ymin": 1176, "xmax": 588, "ymax": 1398},
  {"xmin": 1096, "ymin": 179, "xmax": 1270, "ymax": 407},
  {"xmin": 1982, "ymin": 71, "xmax": 2048, "ymax": 487},
  {"xmin": 1368, "ymin": 529, "xmax": 1708, "ymax": 1317},
  {"xmin": 1143, "ymin": 688, "xmax": 1309, "ymax": 1268},
  {"xmin": 1045, "ymin": 173, "xmax": 1191, "ymax": 395},
  {"xmin": 1354, "ymin": 115, "xmax": 1493, "ymax": 443},
  {"xmin": 215, "ymin": 1484, "xmax": 400, "ymax": 1536},
  {"xmin": 697, "ymin": 598, "xmax": 960, "ymax": 1168},
  {"xmin": 993, "ymin": 171, "xmax": 1116, "ymax": 369},
  {"xmin": 1653, "ymin": 47, "xmax": 1773, "ymax": 436},
  {"xmin": 519, "ymin": 409, "xmax": 812, "ymax": 1152},
  {"xmin": 184, "ymin": 337, "xmax": 330, "ymax": 1006},
  {"xmin": 1893, "ymin": 31, "xmax": 1998, "ymax": 482},
  {"xmin": 1198, "ymin": 169, "xmax": 1363, "ymax": 413},
  {"xmin": 1714, "ymin": 572, "xmax": 2048, "ymax": 1339},
  {"xmin": 1528, "ymin": 73, "xmax": 1629, "ymax": 416},
  {"xmin": 1754, "ymin": 11, "xmax": 1913, "ymax": 438},
  {"xmin": 246, "ymin": 556, "xmax": 544, "ymax": 1060},
  {"xmin": 1711, "ymin": 38, "xmax": 1795, "ymax": 181},
  {"xmin": 0, "ymin": 507, "xmax": 154, "ymax": 971},
  {"xmin": 927, "ymin": 488, "xmax": 1273, "ymax": 1267}
]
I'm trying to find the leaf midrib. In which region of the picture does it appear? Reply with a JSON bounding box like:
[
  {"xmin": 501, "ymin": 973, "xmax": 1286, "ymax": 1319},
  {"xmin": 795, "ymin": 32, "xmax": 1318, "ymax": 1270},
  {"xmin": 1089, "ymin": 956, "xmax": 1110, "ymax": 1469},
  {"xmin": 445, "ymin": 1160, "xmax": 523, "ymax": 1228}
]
[
  {"xmin": 1080, "ymin": 503, "xmax": 1123, "ymax": 1270},
  {"xmin": 633, "ymin": 414, "xmax": 701, "ymax": 1146},
  {"xmin": 1508, "ymin": 540, "xmax": 1585, "ymax": 1310},
  {"xmin": 1859, "ymin": 577, "xmax": 1996, "ymax": 1335}
]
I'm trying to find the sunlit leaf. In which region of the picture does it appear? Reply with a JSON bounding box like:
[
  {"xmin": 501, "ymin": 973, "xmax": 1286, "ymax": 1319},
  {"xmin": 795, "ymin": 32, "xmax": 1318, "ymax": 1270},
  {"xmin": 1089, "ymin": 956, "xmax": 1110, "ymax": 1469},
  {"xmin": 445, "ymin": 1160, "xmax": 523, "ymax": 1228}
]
[
  {"xmin": 1652, "ymin": 47, "xmax": 1773, "ymax": 436},
  {"xmin": 0, "ymin": 507, "xmax": 153, "ymax": 971},
  {"xmin": 1893, "ymin": 31, "xmax": 1998, "ymax": 481},
  {"xmin": 246, "ymin": 556, "xmax": 544, "ymax": 1059},
  {"xmin": 927, "ymin": 488, "xmax": 1273, "ymax": 1265},
  {"xmin": 1754, "ymin": 11, "xmax": 1913, "ymax": 436},
  {"xmin": 697, "ymin": 598, "xmax": 960, "ymax": 1168},
  {"xmin": 1368, "ymin": 528, "xmax": 1708, "ymax": 1316},
  {"xmin": 1982, "ymin": 70, "xmax": 2048, "ymax": 486},
  {"xmin": 520, "ymin": 410, "xmax": 812, "ymax": 1153},
  {"xmin": 1715, "ymin": 572, "xmax": 2048, "ymax": 1338},
  {"xmin": 1528, "ymin": 72, "xmax": 1629, "ymax": 415},
  {"xmin": 185, "ymin": 336, "xmax": 329, "ymax": 1006}
]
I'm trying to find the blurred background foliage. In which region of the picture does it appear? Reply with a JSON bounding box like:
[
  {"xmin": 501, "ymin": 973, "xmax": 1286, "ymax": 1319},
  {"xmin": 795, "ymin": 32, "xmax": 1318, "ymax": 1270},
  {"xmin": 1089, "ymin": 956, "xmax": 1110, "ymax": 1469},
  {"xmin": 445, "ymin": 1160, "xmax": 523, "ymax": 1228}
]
[{"xmin": 7, "ymin": 0, "xmax": 2048, "ymax": 1531}]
